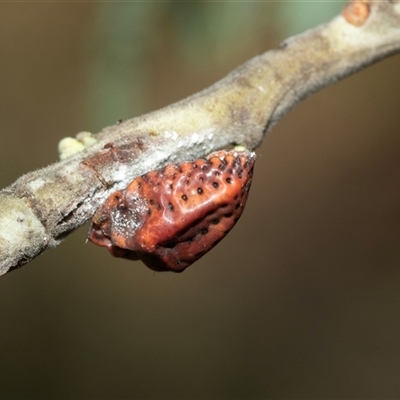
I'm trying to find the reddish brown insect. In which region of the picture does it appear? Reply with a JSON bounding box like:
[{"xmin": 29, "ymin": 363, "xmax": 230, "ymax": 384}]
[{"xmin": 88, "ymin": 149, "xmax": 256, "ymax": 272}]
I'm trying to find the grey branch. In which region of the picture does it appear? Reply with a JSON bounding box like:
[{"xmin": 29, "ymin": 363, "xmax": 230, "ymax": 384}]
[{"xmin": 1, "ymin": 1, "xmax": 399, "ymax": 276}]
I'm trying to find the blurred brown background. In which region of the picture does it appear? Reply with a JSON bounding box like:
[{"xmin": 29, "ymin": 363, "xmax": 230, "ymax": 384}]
[{"xmin": 1, "ymin": 2, "xmax": 400, "ymax": 399}]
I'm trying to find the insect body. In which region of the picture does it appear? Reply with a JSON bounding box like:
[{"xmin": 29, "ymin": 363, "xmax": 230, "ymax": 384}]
[{"xmin": 88, "ymin": 149, "xmax": 256, "ymax": 272}]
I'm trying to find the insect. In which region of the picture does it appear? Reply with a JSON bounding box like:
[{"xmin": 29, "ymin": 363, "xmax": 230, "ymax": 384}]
[{"xmin": 88, "ymin": 149, "xmax": 256, "ymax": 272}]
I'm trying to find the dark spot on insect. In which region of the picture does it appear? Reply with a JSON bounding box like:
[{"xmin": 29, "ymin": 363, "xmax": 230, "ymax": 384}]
[
  {"xmin": 234, "ymin": 195, "xmax": 238, "ymax": 200},
  {"xmin": 197, "ymin": 188, "xmax": 203, "ymax": 195},
  {"xmin": 142, "ymin": 174, "xmax": 150, "ymax": 183},
  {"xmin": 157, "ymin": 203, "xmax": 161, "ymax": 210},
  {"xmin": 235, "ymin": 203, "xmax": 241, "ymax": 209},
  {"xmin": 149, "ymin": 199, "xmax": 155, "ymax": 205},
  {"xmin": 169, "ymin": 184, "xmax": 173, "ymax": 190},
  {"xmin": 225, "ymin": 212, "xmax": 233, "ymax": 218},
  {"xmin": 227, "ymin": 168, "xmax": 233, "ymax": 174},
  {"xmin": 193, "ymin": 164, "xmax": 198, "ymax": 169},
  {"xmin": 187, "ymin": 173, "xmax": 192, "ymax": 178},
  {"xmin": 226, "ymin": 177, "xmax": 232, "ymax": 184},
  {"xmin": 168, "ymin": 203, "xmax": 174, "ymax": 211},
  {"xmin": 200, "ymin": 228, "xmax": 208, "ymax": 235},
  {"xmin": 211, "ymin": 218, "xmax": 220, "ymax": 225},
  {"xmin": 147, "ymin": 209, "xmax": 152, "ymax": 215},
  {"xmin": 218, "ymin": 163, "xmax": 226, "ymax": 170},
  {"xmin": 117, "ymin": 204, "xmax": 127, "ymax": 214},
  {"xmin": 137, "ymin": 182, "xmax": 142, "ymax": 189},
  {"xmin": 185, "ymin": 179, "xmax": 190, "ymax": 185},
  {"xmin": 182, "ymin": 194, "xmax": 188, "ymax": 201},
  {"xmin": 201, "ymin": 164, "xmax": 208, "ymax": 171},
  {"xmin": 199, "ymin": 177, "xmax": 204, "ymax": 182},
  {"xmin": 214, "ymin": 171, "xmax": 220, "ymax": 177},
  {"xmin": 212, "ymin": 182, "xmax": 219, "ymax": 188},
  {"xmin": 163, "ymin": 239, "xmax": 177, "ymax": 249},
  {"xmin": 220, "ymin": 203, "xmax": 228, "ymax": 208}
]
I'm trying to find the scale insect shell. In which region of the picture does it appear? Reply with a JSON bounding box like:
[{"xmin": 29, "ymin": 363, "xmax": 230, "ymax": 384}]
[{"xmin": 88, "ymin": 149, "xmax": 256, "ymax": 272}]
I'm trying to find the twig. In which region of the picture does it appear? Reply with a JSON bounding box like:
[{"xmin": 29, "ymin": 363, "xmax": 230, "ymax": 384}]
[{"xmin": 1, "ymin": 0, "xmax": 399, "ymax": 275}]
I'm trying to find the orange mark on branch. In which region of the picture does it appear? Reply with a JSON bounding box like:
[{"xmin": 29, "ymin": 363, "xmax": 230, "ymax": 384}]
[{"xmin": 342, "ymin": 0, "xmax": 370, "ymax": 27}]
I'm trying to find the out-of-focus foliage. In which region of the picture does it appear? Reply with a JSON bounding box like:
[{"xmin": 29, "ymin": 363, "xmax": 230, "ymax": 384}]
[
  {"xmin": 86, "ymin": 3, "xmax": 166, "ymax": 129},
  {"xmin": 85, "ymin": 2, "xmax": 344, "ymax": 130},
  {"xmin": 172, "ymin": 3, "xmax": 275, "ymax": 65},
  {"xmin": 278, "ymin": 1, "xmax": 345, "ymax": 36}
]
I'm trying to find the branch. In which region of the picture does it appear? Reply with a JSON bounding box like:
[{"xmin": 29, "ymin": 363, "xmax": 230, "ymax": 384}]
[{"xmin": 1, "ymin": 0, "xmax": 399, "ymax": 275}]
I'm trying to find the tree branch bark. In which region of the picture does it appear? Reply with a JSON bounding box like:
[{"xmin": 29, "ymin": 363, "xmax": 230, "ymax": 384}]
[{"xmin": 1, "ymin": 0, "xmax": 399, "ymax": 275}]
